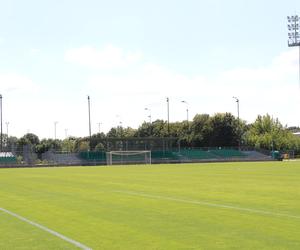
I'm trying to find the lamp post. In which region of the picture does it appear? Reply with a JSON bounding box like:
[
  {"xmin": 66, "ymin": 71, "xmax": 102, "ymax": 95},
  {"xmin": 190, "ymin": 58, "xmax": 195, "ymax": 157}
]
[
  {"xmin": 287, "ymin": 15, "xmax": 300, "ymax": 88},
  {"xmin": 87, "ymin": 96, "xmax": 91, "ymax": 141},
  {"xmin": 232, "ymin": 96, "xmax": 239, "ymax": 120},
  {"xmin": 144, "ymin": 108, "xmax": 152, "ymax": 123},
  {"xmin": 54, "ymin": 121, "xmax": 58, "ymax": 140},
  {"xmin": 233, "ymin": 96, "xmax": 240, "ymax": 149},
  {"xmin": 166, "ymin": 97, "xmax": 170, "ymax": 135},
  {"xmin": 0, "ymin": 94, "xmax": 2, "ymax": 152},
  {"xmin": 181, "ymin": 100, "xmax": 189, "ymax": 122}
]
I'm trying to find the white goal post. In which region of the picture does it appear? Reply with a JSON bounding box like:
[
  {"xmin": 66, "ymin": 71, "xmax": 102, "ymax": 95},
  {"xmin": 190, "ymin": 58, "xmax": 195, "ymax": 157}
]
[{"xmin": 106, "ymin": 150, "xmax": 151, "ymax": 165}]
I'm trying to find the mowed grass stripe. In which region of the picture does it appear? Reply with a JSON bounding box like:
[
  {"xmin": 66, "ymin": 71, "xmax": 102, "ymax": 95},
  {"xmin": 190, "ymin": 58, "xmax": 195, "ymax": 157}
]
[
  {"xmin": 114, "ymin": 190, "xmax": 300, "ymax": 220},
  {"xmin": 0, "ymin": 207, "xmax": 92, "ymax": 250}
]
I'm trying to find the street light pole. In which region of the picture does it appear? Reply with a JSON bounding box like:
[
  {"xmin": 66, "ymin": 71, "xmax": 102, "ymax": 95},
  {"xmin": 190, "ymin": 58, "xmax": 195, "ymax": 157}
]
[
  {"xmin": 181, "ymin": 100, "xmax": 189, "ymax": 122},
  {"xmin": 166, "ymin": 97, "xmax": 170, "ymax": 135},
  {"xmin": 232, "ymin": 97, "xmax": 239, "ymax": 120},
  {"xmin": 54, "ymin": 121, "xmax": 58, "ymax": 140},
  {"xmin": 87, "ymin": 96, "xmax": 91, "ymax": 141},
  {"xmin": 233, "ymin": 96, "xmax": 240, "ymax": 149}
]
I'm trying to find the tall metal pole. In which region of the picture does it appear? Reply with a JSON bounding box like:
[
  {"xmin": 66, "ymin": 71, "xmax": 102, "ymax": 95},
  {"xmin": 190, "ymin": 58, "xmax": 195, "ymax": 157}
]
[
  {"xmin": 166, "ymin": 97, "xmax": 170, "ymax": 135},
  {"xmin": 233, "ymin": 96, "xmax": 240, "ymax": 149},
  {"xmin": 88, "ymin": 96, "xmax": 91, "ymax": 140},
  {"xmin": 0, "ymin": 94, "xmax": 2, "ymax": 152},
  {"xmin": 54, "ymin": 121, "xmax": 58, "ymax": 140},
  {"xmin": 232, "ymin": 97, "xmax": 239, "ymax": 120},
  {"xmin": 181, "ymin": 100, "xmax": 189, "ymax": 122}
]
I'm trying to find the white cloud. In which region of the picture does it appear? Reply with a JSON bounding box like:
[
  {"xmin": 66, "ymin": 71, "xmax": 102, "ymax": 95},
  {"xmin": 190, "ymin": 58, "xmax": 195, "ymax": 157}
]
[
  {"xmin": 83, "ymin": 47, "xmax": 300, "ymax": 130},
  {"xmin": 11, "ymin": 46, "xmax": 297, "ymax": 139},
  {"xmin": 64, "ymin": 45, "xmax": 142, "ymax": 70},
  {"xmin": 0, "ymin": 73, "xmax": 38, "ymax": 92}
]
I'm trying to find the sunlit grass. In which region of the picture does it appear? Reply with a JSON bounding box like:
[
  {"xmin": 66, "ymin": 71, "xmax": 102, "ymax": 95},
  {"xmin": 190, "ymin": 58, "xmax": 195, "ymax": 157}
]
[{"xmin": 0, "ymin": 161, "xmax": 300, "ymax": 249}]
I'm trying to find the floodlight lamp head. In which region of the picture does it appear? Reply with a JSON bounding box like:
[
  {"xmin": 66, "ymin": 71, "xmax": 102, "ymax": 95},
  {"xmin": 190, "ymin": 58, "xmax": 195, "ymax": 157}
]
[{"xmin": 232, "ymin": 96, "xmax": 239, "ymax": 102}]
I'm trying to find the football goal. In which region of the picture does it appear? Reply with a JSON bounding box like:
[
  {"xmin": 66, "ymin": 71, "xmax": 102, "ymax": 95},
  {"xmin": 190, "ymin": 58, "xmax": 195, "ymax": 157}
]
[{"xmin": 106, "ymin": 150, "xmax": 151, "ymax": 165}]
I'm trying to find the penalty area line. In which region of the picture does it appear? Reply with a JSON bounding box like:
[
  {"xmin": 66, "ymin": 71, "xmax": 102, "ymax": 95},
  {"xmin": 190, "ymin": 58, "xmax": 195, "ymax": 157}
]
[
  {"xmin": 114, "ymin": 190, "xmax": 300, "ymax": 220},
  {"xmin": 0, "ymin": 207, "xmax": 92, "ymax": 250}
]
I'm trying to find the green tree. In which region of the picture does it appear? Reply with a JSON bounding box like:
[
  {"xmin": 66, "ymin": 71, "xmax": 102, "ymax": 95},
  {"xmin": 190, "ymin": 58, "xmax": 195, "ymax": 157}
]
[
  {"xmin": 245, "ymin": 114, "xmax": 296, "ymax": 150},
  {"xmin": 61, "ymin": 137, "xmax": 76, "ymax": 152},
  {"xmin": 189, "ymin": 114, "xmax": 211, "ymax": 147},
  {"xmin": 208, "ymin": 113, "xmax": 240, "ymax": 147}
]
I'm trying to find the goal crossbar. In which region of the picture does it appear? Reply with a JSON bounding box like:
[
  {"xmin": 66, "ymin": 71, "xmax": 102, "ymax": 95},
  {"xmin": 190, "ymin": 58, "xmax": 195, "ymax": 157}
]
[{"xmin": 106, "ymin": 150, "xmax": 151, "ymax": 165}]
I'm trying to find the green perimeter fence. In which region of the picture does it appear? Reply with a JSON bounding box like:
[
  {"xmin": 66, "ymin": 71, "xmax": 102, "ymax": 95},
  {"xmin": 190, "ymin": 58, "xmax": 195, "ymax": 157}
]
[{"xmin": 0, "ymin": 147, "xmax": 281, "ymax": 166}]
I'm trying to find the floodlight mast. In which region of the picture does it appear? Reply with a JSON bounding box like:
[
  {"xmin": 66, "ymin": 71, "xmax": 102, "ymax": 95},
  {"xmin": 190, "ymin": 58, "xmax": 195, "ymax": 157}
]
[{"xmin": 287, "ymin": 15, "xmax": 300, "ymax": 88}]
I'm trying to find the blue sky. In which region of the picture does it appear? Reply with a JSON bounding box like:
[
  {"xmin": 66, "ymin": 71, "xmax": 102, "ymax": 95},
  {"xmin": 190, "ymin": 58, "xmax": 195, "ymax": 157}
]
[{"xmin": 1, "ymin": 0, "xmax": 300, "ymax": 138}]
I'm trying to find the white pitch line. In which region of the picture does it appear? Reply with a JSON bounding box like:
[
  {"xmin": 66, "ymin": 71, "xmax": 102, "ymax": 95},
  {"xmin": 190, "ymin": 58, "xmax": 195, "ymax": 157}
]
[
  {"xmin": 114, "ymin": 190, "xmax": 300, "ymax": 220},
  {"xmin": 0, "ymin": 207, "xmax": 92, "ymax": 250}
]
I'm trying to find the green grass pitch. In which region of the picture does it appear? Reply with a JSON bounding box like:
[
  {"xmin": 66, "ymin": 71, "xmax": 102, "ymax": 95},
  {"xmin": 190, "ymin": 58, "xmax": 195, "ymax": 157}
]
[{"xmin": 1, "ymin": 161, "xmax": 300, "ymax": 249}]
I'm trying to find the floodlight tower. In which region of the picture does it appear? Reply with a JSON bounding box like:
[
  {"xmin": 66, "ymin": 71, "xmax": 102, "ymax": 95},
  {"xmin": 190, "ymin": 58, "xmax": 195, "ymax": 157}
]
[{"xmin": 287, "ymin": 15, "xmax": 300, "ymax": 87}]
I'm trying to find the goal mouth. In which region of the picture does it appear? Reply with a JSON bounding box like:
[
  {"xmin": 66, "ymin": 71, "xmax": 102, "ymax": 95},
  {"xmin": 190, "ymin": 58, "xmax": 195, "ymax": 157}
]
[{"xmin": 106, "ymin": 151, "xmax": 151, "ymax": 165}]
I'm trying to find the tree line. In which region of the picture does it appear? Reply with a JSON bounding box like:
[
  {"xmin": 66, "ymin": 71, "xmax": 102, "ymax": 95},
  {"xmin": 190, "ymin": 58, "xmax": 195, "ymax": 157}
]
[{"xmin": 3, "ymin": 113, "xmax": 300, "ymax": 154}]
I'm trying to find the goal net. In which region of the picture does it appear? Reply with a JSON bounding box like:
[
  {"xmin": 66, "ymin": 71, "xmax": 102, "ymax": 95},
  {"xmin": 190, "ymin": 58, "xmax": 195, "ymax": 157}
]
[{"xmin": 106, "ymin": 151, "xmax": 151, "ymax": 165}]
